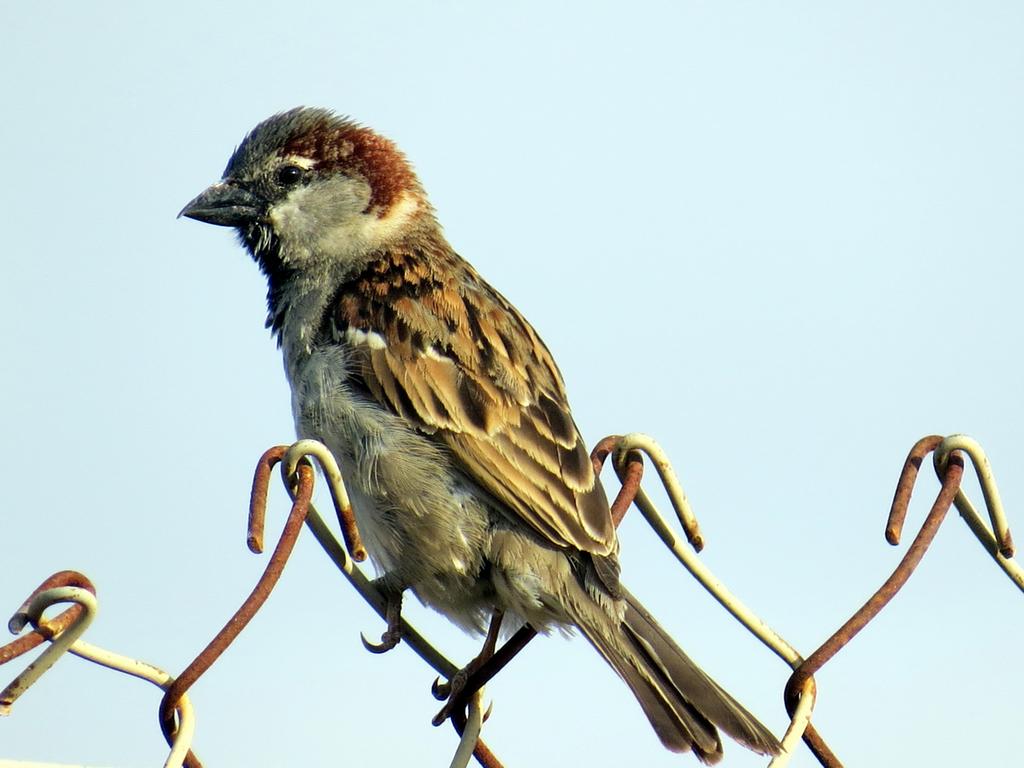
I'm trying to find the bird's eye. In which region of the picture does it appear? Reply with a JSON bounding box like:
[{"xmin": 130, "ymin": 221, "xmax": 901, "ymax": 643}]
[{"xmin": 276, "ymin": 165, "xmax": 304, "ymax": 186}]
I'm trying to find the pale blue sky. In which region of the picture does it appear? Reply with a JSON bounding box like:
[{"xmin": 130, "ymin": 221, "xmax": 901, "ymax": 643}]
[{"xmin": 3, "ymin": 3, "xmax": 1023, "ymax": 766}]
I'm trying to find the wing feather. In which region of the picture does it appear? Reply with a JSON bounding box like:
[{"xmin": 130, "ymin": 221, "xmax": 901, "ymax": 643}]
[{"xmin": 330, "ymin": 243, "xmax": 617, "ymax": 559}]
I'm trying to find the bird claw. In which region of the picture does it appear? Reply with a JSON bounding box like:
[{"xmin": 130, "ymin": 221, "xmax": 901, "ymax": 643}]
[
  {"xmin": 432, "ymin": 674, "xmax": 494, "ymax": 726},
  {"xmin": 360, "ymin": 576, "xmax": 406, "ymax": 655},
  {"xmin": 360, "ymin": 627, "xmax": 402, "ymax": 654},
  {"xmin": 431, "ymin": 675, "xmax": 451, "ymax": 699},
  {"xmin": 431, "ymin": 610, "xmax": 505, "ymax": 725},
  {"xmin": 431, "ymin": 668, "xmax": 470, "ymax": 725}
]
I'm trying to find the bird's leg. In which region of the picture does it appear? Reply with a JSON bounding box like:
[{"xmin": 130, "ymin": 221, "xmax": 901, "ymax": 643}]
[
  {"xmin": 431, "ymin": 609, "xmax": 504, "ymax": 725},
  {"xmin": 360, "ymin": 575, "xmax": 406, "ymax": 654}
]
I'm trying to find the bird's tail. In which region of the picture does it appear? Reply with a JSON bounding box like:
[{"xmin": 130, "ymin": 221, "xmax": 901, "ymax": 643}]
[{"xmin": 575, "ymin": 587, "xmax": 780, "ymax": 764}]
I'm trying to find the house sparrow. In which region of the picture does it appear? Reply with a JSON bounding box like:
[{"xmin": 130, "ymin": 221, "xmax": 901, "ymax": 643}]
[{"xmin": 180, "ymin": 107, "xmax": 780, "ymax": 763}]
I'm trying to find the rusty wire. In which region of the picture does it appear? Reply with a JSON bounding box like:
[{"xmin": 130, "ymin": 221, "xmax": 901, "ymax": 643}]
[
  {"xmin": 586, "ymin": 432, "xmax": 1023, "ymax": 767},
  {"xmin": 3, "ymin": 436, "xmax": 797, "ymax": 766},
  {"xmin": 286, "ymin": 431, "xmax": 804, "ymax": 766},
  {"xmin": 784, "ymin": 438, "xmax": 966, "ymax": 766},
  {"xmin": 0, "ymin": 571, "xmax": 95, "ymax": 670},
  {"xmin": 1, "ymin": 571, "xmax": 196, "ymax": 768},
  {"xmin": 591, "ymin": 435, "xmax": 646, "ymax": 528},
  {"xmin": 282, "ymin": 438, "xmax": 367, "ymax": 562},
  {"xmin": 594, "ymin": 434, "xmax": 805, "ymax": 765},
  {"xmin": 158, "ymin": 448, "xmax": 316, "ymax": 768},
  {"xmin": 1, "ymin": 571, "xmax": 98, "ymax": 714},
  {"xmin": 445, "ymin": 431, "xmax": 801, "ymax": 764},
  {"xmin": 229, "ymin": 438, "xmax": 664, "ymax": 766},
  {"xmin": 380, "ymin": 434, "xmax": 1019, "ymax": 768},
  {"xmin": 279, "ymin": 445, "xmax": 504, "ymax": 768},
  {"xmin": 5, "ymin": 431, "xmax": 1022, "ymax": 767},
  {"xmin": 604, "ymin": 434, "xmax": 802, "ymax": 665},
  {"xmin": 779, "ymin": 432, "xmax": 1022, "ymax": 767},
  {"xmin": 172, "ymin": 444, "xmax": 501, "ymax": 768}
]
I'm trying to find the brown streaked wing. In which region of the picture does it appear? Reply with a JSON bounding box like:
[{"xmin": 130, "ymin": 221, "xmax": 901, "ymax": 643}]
[{"xmin": 332, "ymin": 244, "xmax": 617, "ymax": 558}]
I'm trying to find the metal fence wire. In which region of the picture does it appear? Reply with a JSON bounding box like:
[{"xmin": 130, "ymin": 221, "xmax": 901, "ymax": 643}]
[{"xmin": 2, "ymin": 433, "xmax": 1021, "ymax": 768}]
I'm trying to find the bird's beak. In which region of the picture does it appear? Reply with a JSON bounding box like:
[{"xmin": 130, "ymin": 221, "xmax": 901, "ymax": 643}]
[{"xmin": 179, "ymin": 181, "xmax": 264, "ymax": 227}]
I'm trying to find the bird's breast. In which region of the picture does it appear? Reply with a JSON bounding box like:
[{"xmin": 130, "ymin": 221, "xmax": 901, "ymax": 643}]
[{"xmin": 284, "ymin": 340, "xmax": 496, "ymax": 631}]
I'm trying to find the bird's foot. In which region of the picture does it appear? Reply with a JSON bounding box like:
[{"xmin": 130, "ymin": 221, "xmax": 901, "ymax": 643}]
[
  {"xmin": 431, "ymin": 662, "xmax": 480, "ymax": 725},
  {"xmin": 361, "ymin": 625, "xmax": 402, "ymax": 654},
  {"xmin": 431, "ymin": 609, "xmax": 504, "ymax": 725},
  {"xmin": 360, "ymin": 576, "xmax": 405, "ymax": 654}
]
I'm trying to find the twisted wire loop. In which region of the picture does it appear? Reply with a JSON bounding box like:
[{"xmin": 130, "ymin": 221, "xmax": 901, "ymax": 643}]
[
  {"xmin": 592, "ymin": 435, "xmax": 806, "ymax": 766},
  {"xmin": 605, "ymin": 434, "xmax": 800, "ymax": 667},
  {"xmin": 1, "ymin": 571, "xmax": 98, "ymax": 714},
  {"xmin": 6, "ymin": 432, "xmax": 1018, "ymax": 768},
  {"xmin": 439, "ymin": 434, "xmax": 806, "ymax": 765},
  {"xmin": 159, "ymin": 449, "xmax": 317, "ymax": 768},
  {"xmin": 785, "ymin": 434, "xmax": 1023, "ymax": 767},
  {"xmin": 186, "ymin": 443, "xmax": 501, "ymax": 768},
  {"xmin": 784, "ymin": 440, "xmax": 964, "ymax": 766},
  {"xmin": 283, "ymin": 439, "xmax": 367, "ymax": 562},
  {"xmin": 1, "ymin": 572, "xmax": 94, "ymax": 672},
  {"xmin": 933, "ymin": 435, "xmax": 1022, "ymax": 588},
  {"xmin": 1, "ymin": 572, "xmax": 196, "ymax": 768}
]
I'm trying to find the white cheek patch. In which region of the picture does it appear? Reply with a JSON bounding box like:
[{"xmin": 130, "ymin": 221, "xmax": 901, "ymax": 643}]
[
  {"xmin": 318, "ymin": 191, "xmax": 423, "ymax": 252},
  {"xmin": 269, "ymin": 176, "xmax": 371, "ymax": 249},
  {"xmin": 269, "ymin": 187, "xmax": 318, "ymax": 242},
  {"xmin": 364, "ymin": 193, "xmax": 420, "ymax": 242},
  {"xmin": 270, "ymin": 183, "xmax": 423, "ymax": 264},
  {"xmin": 346, "ymin": 327, "xmax": 388, "ymax": 350}
]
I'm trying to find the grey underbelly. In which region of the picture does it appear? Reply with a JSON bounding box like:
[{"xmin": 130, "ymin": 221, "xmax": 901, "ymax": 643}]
[
  {"xmin": 286, "ymin": 344, "xmax": 585, "ymax": 636},
  {"xmin": 289, "ymin": 346, "xmax": 498, "ymax": 630}
]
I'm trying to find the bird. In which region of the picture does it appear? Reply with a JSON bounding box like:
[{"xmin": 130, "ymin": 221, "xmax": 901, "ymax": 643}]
[{"xmin": 180, "ymin": 107, "xmax": 780, "ymax": 763}]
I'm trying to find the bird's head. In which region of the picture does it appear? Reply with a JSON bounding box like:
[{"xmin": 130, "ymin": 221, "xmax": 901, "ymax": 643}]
[{"xmin": 180, "ymin": 107, "xmax": 432, "ymax": 275}]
